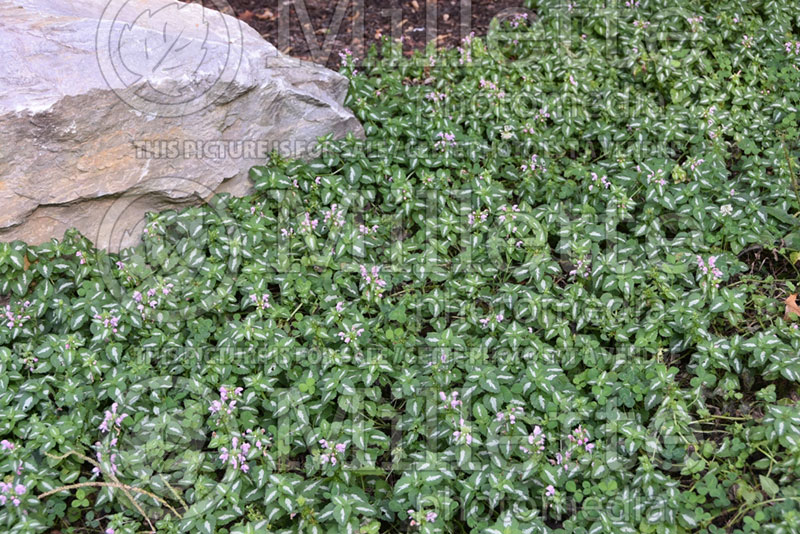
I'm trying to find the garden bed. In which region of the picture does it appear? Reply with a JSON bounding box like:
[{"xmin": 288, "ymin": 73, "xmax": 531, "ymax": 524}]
[{"xmin": 2, "ymin": 1, "xmax": 800, "ymax": 533}]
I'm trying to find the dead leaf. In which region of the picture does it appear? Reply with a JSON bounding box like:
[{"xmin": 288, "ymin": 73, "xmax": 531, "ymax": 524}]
[
  {"xmin": 238, "ymin": 9, "xmax": 254, "ymax": 22},
  {"xmin": 785, "ymin": 294, "xmax": 800, "ymax": 320},
  {"xmin": 411, "ymin": 0, "xmax": 420, "ymax": 10},
  {"xmin": 254, "ymin": 9, "xmax": 276, "ymax": 21}
]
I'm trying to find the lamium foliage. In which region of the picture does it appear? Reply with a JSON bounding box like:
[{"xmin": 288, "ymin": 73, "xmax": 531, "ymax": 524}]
[{"xmin": 2, "ymin": 0, "xmax": 800, "ymax": 533}]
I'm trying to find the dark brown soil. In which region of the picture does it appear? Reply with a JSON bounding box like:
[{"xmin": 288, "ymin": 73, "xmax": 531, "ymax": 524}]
[{"xmin": 184, "ymin": 0, "xmax": 523, "ymax": 69}]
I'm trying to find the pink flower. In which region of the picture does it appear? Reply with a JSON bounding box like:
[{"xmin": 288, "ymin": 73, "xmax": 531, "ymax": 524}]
[
  {"xmin": 250, "ymin": 293, "xmax": 271, "ymax": 310},
  {"xmin": 337, "ymin": 326, "xmax": 364, "ymax": 344},
  {"xmin": 521, "ymin": 153, "xmax": 546, "ymax": 173},
  {"xmin": 545, "ymin": 485, "xmax": 556, "ymax": 496},
  {"xmin": 440, "ymin": 391, "xmax": 462, "ymax": 409},
  {"xmin": 434, "ymin": 132, "xmax": 457, "ymax": 150}
]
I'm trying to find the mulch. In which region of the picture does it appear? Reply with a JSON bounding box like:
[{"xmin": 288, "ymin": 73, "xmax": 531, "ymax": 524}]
[{"xmin": 184, "ymin": 0, "xmax": 524, "ymax": 69}]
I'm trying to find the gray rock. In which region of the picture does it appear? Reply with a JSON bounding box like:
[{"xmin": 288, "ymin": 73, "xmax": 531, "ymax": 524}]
[{"xmin": 0, "ymin": 0, "xmax": 362, "ymax": 251}]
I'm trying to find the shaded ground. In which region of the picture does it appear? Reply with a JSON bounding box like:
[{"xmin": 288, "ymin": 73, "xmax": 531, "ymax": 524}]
[{"xmin": 185, "ymin": 0, "xmax": 524, "ymax": 69}]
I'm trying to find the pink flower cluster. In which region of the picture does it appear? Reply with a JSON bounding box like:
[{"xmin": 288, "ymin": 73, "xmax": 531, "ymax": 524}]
[
  {"xmin": 300, "ymin": 212, "xmax": 319, "ymax": 234},
  {"xmin": 209, "ymin": 386, "xmax": 243, "ymax": 416},
  {"xmin": 567, "ymin": 425, "xmax": 595, "ymax": 453},
  {"xmin": 76, "ymin": 250, "xmax": 86, "ymax": 265},
  {"xmin": 647, "ymin": 168, "xmax": 667, "ymax": 186},
  {"xmin": 337, "ymin": 325, "xmax": 365, "ymax": 344},
  {"xmin": 689, "ymin": 158, "xmax": 705, "ymax": 172},
  {"xmin": 92, "ymin": 443, "xmax": 120, "ymax": 477},
  {"xmin": 324, "ymin": 204, "xmax": 346, "ymax": 228},
  {"xmin": 520, "ymin": 425, "xmax": 546, "ymax": 454},
  {"xmin": 498, "ymin": 204, "xmax": 520, "ymax": 224},
  {"xmin": 319, "ymin": 439, "xmax": 346, "ymax": 465},
  {"xmin": 550, "ymin": 450, "xmax": 573, "ymax": 471},
  {"xmin": 246, "ymin": 427, "xmax": 273, "ymax": 455},
  {"xmin": 632, "ymin": 20, "xmax": 651, "ymax": 29},
  {"xmin": 509, "ymin": 12, "xmax": 528, "ymax": 28},
  {"xmin": 522, "ymin": 110, "xmax": 551, "ymax": 135},
  {"xmin": 0, "ymin": 481, "xmax": 26, "ymax": 507},
  {"xmin": 94, "ymin": 313, "xmax": 121, "ymax": 334},
  {"xmin": 457, "ymin": 32, "xmax": 475, "ymax": 65},
  {"xmin": 359, "ymin": 264, "xmax": 387, "ymax": 298},
  {"xmin": 3, "ymin": 301, "xmax": 31, "ymax": 329},
  {"xmin": 453, "ymin": 417, "xmax": 474, "ymax": 445},
  {"xmin": 215, "ymin": 428, "xmax": 272, "ymax": 474},
  {"xmin": 569, "ymin": 257, "xmax": 591, "ymax": 279},
  {"xmin": 250, "ymin": 293, "xmax": 271, "ymax": 310},
  {"xmin": 132, "ymin": 284, "xmax": 173, "ymax": 313},
  {"xmin": 589, "ymin": 172, "xmax": 610, "ymax": 191},
  {"xmin": 697, "ymin": 255, "xmax": 723, "ymax": 287},
  {"xmin": 99, "ymin": 403, "xmax": 128, "ymax": 435},
  {"xmin": 687, "ymin": 15, "xmax": 703, "ymax": 28},
  {"xmin": 496, "ymin": 405, "xmax": 524, "ymax": 425},
  {"xmin": 479, "ymin": 313, "xmax": 504, "ymax": 328},
  {"xmin": 408, "ymin": 508, "xmax": 438, "ymax": 527},
  {"xmin": 220, "ymin": 436, "xmax": 251, "ymax": 473},
  {"xmin": 521, "ymin": 154, "xmax": 546, "ymax": 173},
  {"xmin": 338, "ymin": 48, "xmax": 354, "ymax": 67},
  {"xmin": 23, "ymin": 354, "xmax": 39, "ymax": 371},
  {"xmin": 785, "ymin": 41, "xmax": 800, "ymax": 55},
  {"xmin": 546, "ymin": 426, "xmax": 596, "ymax": 473},
  {"xmin": 479, "ymin": 79, "xmax": 506, "ymax": 98},
  {"xmin": 359, "ymin": 224, "xmax": 379, "ymax": 235},
  {"xmin": 434, "ymin": 132, "xmax": 456, "ymax": 150},
  {"xmin": 467, "ymin": 209, "xmax": 489, "ymax": 226},
  {"xmin": 1, "ymin": 441, "xmax": 22, "ymax": 478},
  {"xmin": 439, "ymin": 391, "xmax": 462, "ymax": 410},
  {"xmin": 426, "ymin": 91, "xmax": 447, "ymax": 101}
]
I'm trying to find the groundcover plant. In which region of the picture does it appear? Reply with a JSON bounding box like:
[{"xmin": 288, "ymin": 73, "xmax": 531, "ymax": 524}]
[{"xmin": 2, "ymin": 0, "xmax": 800, "ymax": 532}]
